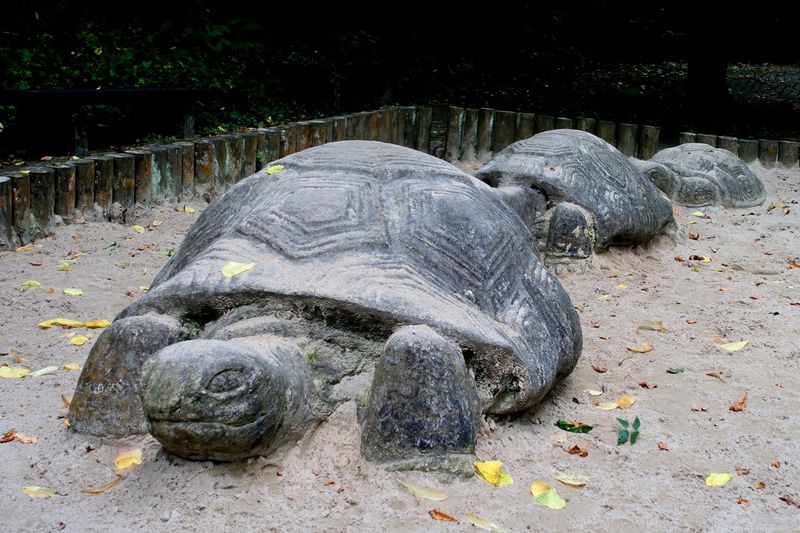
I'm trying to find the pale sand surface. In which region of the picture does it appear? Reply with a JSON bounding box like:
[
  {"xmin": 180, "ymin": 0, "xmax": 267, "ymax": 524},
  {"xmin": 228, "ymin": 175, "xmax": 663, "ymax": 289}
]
[{"xmin": 1, "ymin": 163, "xmax": 798, "ymax": 532}]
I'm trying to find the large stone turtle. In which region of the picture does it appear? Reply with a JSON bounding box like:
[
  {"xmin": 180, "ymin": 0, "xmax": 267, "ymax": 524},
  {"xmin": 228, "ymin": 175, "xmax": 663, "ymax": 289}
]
[
  {"xmin": 70, "ymin": 141, "xmax": 581, "ymax": 473},
  {"xmin": 476, "ymin": 129, "xmax": 675, "ymax": 272},
  {"xmin": 643, "ymin": 143, "xmax": 766, "ymax": 207}
]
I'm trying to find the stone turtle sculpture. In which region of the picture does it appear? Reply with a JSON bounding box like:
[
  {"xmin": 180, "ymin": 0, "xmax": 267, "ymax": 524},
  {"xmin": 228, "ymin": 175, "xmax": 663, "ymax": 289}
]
[
  {"xmin": 69, "ymin": 140, "xmax": 582, "ymax": 473},
  {"xmin": 645, "ymin": 143, "xmax": 766, "ymax": 207},
  {"xmin": 476, "ymin": 129, "xmax": 675, "ymax": 272}
]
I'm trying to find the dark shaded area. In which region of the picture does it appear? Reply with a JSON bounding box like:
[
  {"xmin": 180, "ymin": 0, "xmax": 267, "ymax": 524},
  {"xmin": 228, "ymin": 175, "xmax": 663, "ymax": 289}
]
[{"xmin": 1, "ymin": 1, "xmax": 798, "ymax": 157}]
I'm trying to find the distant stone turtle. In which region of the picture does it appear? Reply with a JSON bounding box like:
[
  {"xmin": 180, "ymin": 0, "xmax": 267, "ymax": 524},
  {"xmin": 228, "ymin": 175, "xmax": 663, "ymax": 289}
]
[
  {"xmin": 643, "ymin": 143, "xmax": 766, "ymax": 207},
  {"xmin": 70, "ymin": 141, "xmax": 581, "ymax": 473},
  {"xmin": 476, "ymin": 129, "xmax": 675, "ymax": 272}
]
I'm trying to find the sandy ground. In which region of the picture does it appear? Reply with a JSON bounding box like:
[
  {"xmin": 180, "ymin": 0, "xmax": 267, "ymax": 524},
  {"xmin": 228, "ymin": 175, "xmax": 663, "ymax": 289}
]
[{"xmin": 1, "ymin": 162, "xmax": 799, "ymax": 533}]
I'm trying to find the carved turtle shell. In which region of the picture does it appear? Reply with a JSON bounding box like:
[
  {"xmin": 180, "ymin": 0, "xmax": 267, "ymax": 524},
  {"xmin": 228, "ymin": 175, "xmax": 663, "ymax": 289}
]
[
  {"xmin": 476, "ymin": 129, "xmax": 675, "ymax": 250},
  {"xmin": 115, "ymin": 141, "xmax": 581, "ymax": 414}
]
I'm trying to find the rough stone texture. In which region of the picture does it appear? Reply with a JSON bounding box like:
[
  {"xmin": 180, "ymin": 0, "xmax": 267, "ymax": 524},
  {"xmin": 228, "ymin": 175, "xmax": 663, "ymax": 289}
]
[
  {"xmin": 477, "ymin": 129, "xmax": 674, "ymax": 252},
  {"xmin": 70, "ymin": 140, "xmax": 582, "ymax": 468},
  {"xmin": 545, "ymin": 203, "xmax": 592, "ymax": 264},
  {"xmin": 361, "ymin": 325, "xmax": 480, "ymax": 474},
  {"xmin": 651, "ymin": 143, "xmax": 766, "ymax": 207}
]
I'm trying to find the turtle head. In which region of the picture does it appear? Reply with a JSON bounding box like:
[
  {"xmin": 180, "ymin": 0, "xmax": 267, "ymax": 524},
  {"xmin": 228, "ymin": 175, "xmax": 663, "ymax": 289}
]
[{"xmin": 141, "ymin": 339, "xmax": 289, "ymax": 461}]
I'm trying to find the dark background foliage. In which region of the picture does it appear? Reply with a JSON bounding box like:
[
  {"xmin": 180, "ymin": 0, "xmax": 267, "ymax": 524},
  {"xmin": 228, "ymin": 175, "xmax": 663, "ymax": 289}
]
[{"xmin": 1, "ymin": 1, "xmax": 798, "ymax": 157}]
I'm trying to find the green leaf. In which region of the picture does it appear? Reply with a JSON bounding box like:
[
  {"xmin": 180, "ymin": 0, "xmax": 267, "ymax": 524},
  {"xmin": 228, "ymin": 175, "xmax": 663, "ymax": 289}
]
[
  {"xmin": 555, "ymin": 419, "xmax": 594, "ymax": 433},
  {"xmin": 666, "ymin": 367, "xmax": 684, "ymax": 374},
  {"xmin": 616, "ymin": 418, "xmax": 629, "ymax": 429},
  {"xmin": 630, "ymin": 430, "xmax": 639, "ymax": 445},
  {"xmin": 617, "ymin": 430, "xmax": 629, "ymax": 445},
  {"xmin": 633, "ymin": 417, "xmax": 641, "ymax": 431}
]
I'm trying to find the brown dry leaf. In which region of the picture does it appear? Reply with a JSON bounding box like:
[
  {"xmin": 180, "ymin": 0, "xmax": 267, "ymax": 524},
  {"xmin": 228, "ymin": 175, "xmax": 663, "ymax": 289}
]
[
  {"xmin": 60, "ymin": 395, "xmax": 71, "ymax": 408},
  {"xmin": 674, "ymin": 256, "xmax": 685, "ymax": 262},
  {"xmin": 429, "ymin": 508, "xmax": 457, "ymax": 522},
  {"xmin": 686, "ymin": 319, "xmax": 697, "ymax": 324},
  {"xmin": 755, "ymin": 481, "xmax": 765, "ymax": 490},
  {"xmin": 729, "ymin": 392, "xmax": 748, "ymax": 412},
  {"xmin": 788, "ymin": 260, "xmax": 800, "ymax": 270},
  {"xmin": 771, "ymin": 460, "xmax": 781, "ymax": 468},
  {"xmin": 12, "ymin": 350, "xmax": 23, "ymax": 364},
  {"xmin": 638, "ymin": 382, "xmax": 657, "ymax": 389},
  {"xmin": 13, "ymin": 432, "xmax": 37, "ymax": 444},
  {"xmin": 706, "ymin": 371, "xmax": 727, "ymax": 383},
  {"xmin": 599, "ymin": 336, "xmax": 611, "ymax": 340},
  {"xmin": 566, "ymin": 445, "xmax": 588, "ymax": 457},
  {"xmin": 780, "ymin": 495, "xmax": 800, "ymax": 509},
  {"xmin": 736, "ymin": 467, "xmax": 749, "ymax": 476},
  {"xmin": 688, "ymin": 232, "xmax": 699, "ymax": 240},
  {"xmin": 626, "ymin": 343, "xmax": 654, "ymax": 353},
  {"xmin": 592, "ymin": 365, "xmax": 608, "ymax": 373},
  {"xmin": 749, "ymin": 296, "xmax": 759, "ymax": 300},
  {"xmin": 637, "ymin": 320, "xmax": 666, "ymax": 333},
  {"xmin": 81, "ymin": 475, "xmax": 124, "ymax": 495},
  {"xmin": 737, "ymin": 497, "xmax": 749, "ymax": 507},
  {"xmin": 323, "ymin": 479, "xmax": 335, "ymax": 485},
  {"xmin": 16, "ymin": 244, "xmax": 35, "ymax": 252},
  {"xmin": 657, "ymin": 442, "xmax": 669, "ymax": 451},
  {"xmin": 691, "ymin": 406, "xmax": 708, "ymax": 412},
  {"xmin": 0, "ymin": 430, "xmax": 17, "ymax": 443}
]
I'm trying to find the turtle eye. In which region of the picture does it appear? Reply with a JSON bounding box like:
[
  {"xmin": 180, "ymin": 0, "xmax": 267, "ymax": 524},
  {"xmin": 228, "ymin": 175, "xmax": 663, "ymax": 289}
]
[{"xmin": 207, "ymin": 368, "xmax": 246, "ymax": 394}]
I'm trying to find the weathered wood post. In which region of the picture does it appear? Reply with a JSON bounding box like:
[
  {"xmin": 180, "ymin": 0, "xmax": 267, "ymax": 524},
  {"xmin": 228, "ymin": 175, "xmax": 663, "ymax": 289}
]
[
  {"xmin": 53, "ymin": 163, "xmax": 76, "ymax": 223},
  {"xmin": 717, "ymin": 136, "xmax": 738, "ymax": 154},
  {"xmin": 638, "ymin": 125, "xmax": 660, "ymax": 160},
  {"xmin": 678, "ymin": 132, "xmax": 697, "ymax": 144},
  {"xmin": 596, "ymin": 120, "xmax": 616, "ymax": 145},
  {"xmin": 554, "ymin": 117, "xmax": 573, "ymax": 129},
  {"xmin": 309, "ymin": 120, "xmax": 329, "ymax": 147},
  {"xmin": 225, "ymin": 135, "xmax": 244, "ymax": 185},
  {"xmin": 330, "ymin": 116, "xmax": 348, "ymax": 142},
  {"xmin": 575, "ymin": 117, "xmax": 596, "ymax": 133},
  {"xmin": 90, "ymin": 154, "xmax": 114, "ymax": 215},
  {"xmin": 11, "ymin": 173, "xmax": 33, "ymax": 244},
  {"xmin": 0, "ymin": 176, "xmax": 14, "ymax": 249},
  {"xmin": 445, "ymin": 106, "xmax": 466, "ymax": 161},
  {"xmin": 28, "ymin": 166, "xmax": 56, "ymax": 239},
  {"xmin": 460, "ymin": 108, "xmax": 479, "ymax": 161},
  {"xmin": 148, "ymin": 145, "xmax": 169, "ymax": 203},
  {"xmin": 476, "ymin": 108, "xmax": 495, "ymax": 161},
  {"xmin": 738, "ymin": 139, "xmax": 758, "ymax": 163},
  {"xmin": 279, "ymin": 125, "xmax": 297, "ymax": 158},
  {"xmin": 354, "ymin": 112, "xmax": 369, "ymax": 140},
  {"xmin": 758, "ymin": 139, "xmax": 778, "ymax": 167},
  {"xmin": 74, "ymin": 158, "xmax": 95, "ymax": 214},
  {"xmin": 515, "ymin": 112, "xmax": 535, "ymax": 141},
  {"xmin": 112, "ymin": 153, "xmax": 135, "ymax": 209},
  {"xmin": 193, "ymin": 139, "xmax": 215, "ymax": 201},
  {"xmin": 535, "ymin": 115, "xmax": 554, "ymax": 133},
  {"xmin": 242, "ymin": 131, "xmax": 258, "ymax": 177},
  {"xmin": 778, "ymin": 141, "xmax": 798, "ymax": 168},
  {"xmin": 617, "ymin": 123, "xmax": 638, "ymax": 156},
  {"xmin": 415, "ymin": 107, "xmax": 433, "ymax": 153},
  {"xmin": 696, "ymin": 134, "xmax": 717, "ymax": 147},
  {"xmin": 177, "ymin": 141, "xmax": 195, "ymax": 199},
  {"xmin": 402, "ymin": 107, "xmax": 417, "ymax": 148},
  {"xmin": 261, "ymin": 128, "xmax": 281, "ymax": 164},
  {"xmin": 295, "ymin": 121, "xmax": 313, "ymax": 151},
  {"xmin": 126, "ymin": 149, "xmax": 153, "ymax": 205},
  {"xmin": 492, "ymin": 110, "xmax": 516, "ymax": 153},
  {"xmin": 164, "ymin": 143, "xmax": 183, "ymax": 198}
]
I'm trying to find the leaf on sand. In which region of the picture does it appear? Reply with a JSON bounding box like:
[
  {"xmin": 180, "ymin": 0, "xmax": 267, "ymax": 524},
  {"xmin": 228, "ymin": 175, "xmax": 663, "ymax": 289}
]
[
  {"xmin": 221, "ymin": 261, "xmax": 256, "ymax": 278},
  {"xmin": 555, "ymin": 419, "xmax": 594, "ymax": 433},
  {"xmin": 84, "ymin": 319, "xmax": 111, "ymax": 329},
  {"xmin": 62, "ymin": 288, "xmax": 84, "ymax": 297},
  {"xmin": 666, "ymin": 368, "xmax": 684, "ymax": 374},
  {"xmin": 13, "ymin": 432, "xmax": 37, "ymax": 444},
  {"xmin": 596, "ymin": 401, "xmax": 618, "ymax": 410},
  {"xmin": 658, "ymin": 442, "xmax": 669, "ymax": 451},
  {"xmin": 184, "ymin": 206, "xmax": 196, "ymax": 213},
  {"xmin": 397, "ymin": 479, "xmax": 447, "ymax": 501},
  {"xmin": 626, "ymin": 343, "xmax": 654, "ymax": 353},
  {"xmin": 20, "ymin": 280, "xmax": 41, "ymax": 290},
  {"xmin": 70, "ymin": 335, "xmax": 90, "ymax": 346},
  {"xmin": 81, "ymin": 475, "xmax": 124, "ymax": 495},
  {"xmin": 554, "ymin": 471, "xmax": 588, "ymax": 487},
  {"xmin": 30, "ymin": 366, "xmax": 58, "ymax": 377},
  {"xmin": 38, "ymin": 318, "xmax": 84, "ymax": 329},
  {"xmin": 62, "ymin": 363, "xmax": 81, "ymax": 371},
  {"xmin": 131, "ymin": 224, "xmax": 146, "ymax": 234},
  {"xmin": 115, "ymin": 448, "xmax": 142, "ymax": 473},
  {"xmin": 0, "ymin": 366, "xmax": 31, "ymax": 378},
  {"xmin": 429, "ymin": 508, "xmax": 457, "ymax": 522},
  {"xmin": 615, "ymin": 283, "xmax": 627, "ymax": 289},
  {"xmin": 57, "ymin": 260, "xmax": 74, "ymax": 271},
  {"xmin": 583, "ymin": 389, "xmax": 603, "ymax": 396},
  {"xmin": 789, "ymin": 260, "xmax": 800, "ymax": 270},
  {"xmin": 566, "ymin": 445, "xmax": 588, "ymax": 457},
  {"xmin": 692, "ymin": 211, "xmax": 707, "ymax": 218},
  {"xmin": 637, "ymin": 320, "xmax": 666, "ymax": 333},
  {"xmin": 474, "ymin": 460, "xmax": 513, "ymax": 487},
  {"xmin": 728, "ymin": 392, "xmax": 748, "ymax": 412},
  {"xmin": 16, "ymin": 244, "xmax": 35, "ymax": 252},
  {"xmin": 464, "ymin": 512, "xmax": 509, "ymax": 532},
  {"xmin": 23, "ymin": 486, "xmax": 57, "ymax": 498},
  {"xmin": 591, "ymin": 365, "xmax": 608, "ymax": 373},
  {"xmin": 717, "ymin": 340, "xmax": 749, "ymax": 352},
  {"xmin": 530, "ymin": 481, "xmax": 566, "ymax": 509},
  {"xmin": 267, "ymin": 164, "xmax": 285, "ymax": 175},
  {"xmin": 596, "ymin": 395, "xmax": 635, "ymax": 410},
  {"xmin": 596, "ymin": 294, "xmax": 611, "ymax": 301},
  {"xmin": 60, "ymin": 395, "xmax": 71, "ymax": 408},
  {"xmin": 705, "ymin": 473, "xmax": 733, "ymax": 487}
]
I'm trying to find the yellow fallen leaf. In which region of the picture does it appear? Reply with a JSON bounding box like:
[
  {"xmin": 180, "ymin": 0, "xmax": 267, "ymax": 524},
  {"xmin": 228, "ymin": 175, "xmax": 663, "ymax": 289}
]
[
  {"xmin": 616, "ymin": 395, "xmax": 635, "ymax": 408},
  {"xmin": 550, "ymin": 433, "xmax": 568, "ymax": 443},
  {"xmin": 57, "ymin": 260, "xmax": 74, "ymax": 271},
  {"xmin": 474, "ymin": 460, "xmax": 513, "ymax": 487},
  {"xmin": 23, "ymin": 486, "xmax": 56, "ymax": 498},
  {"xmin": 267, "ymin": 164, "xmax": 285, "ymax": 174},
  {"xmin": 554, "ymin": 471, "xmax": 589, "ymax": 487},
  {"xmin": 0, "ymin": 367, "xmax": 31, "ymax": 379},
  {"xmin": 62, "ymin": 363, "xmax": 81, "ymax": 371},
  {"xmin": 30, "ymin": 366, "xmax": 58, "ymax": 377},
  {"xmin": 84, "ymin": 319, "xmax": 111, "ymax": 329},
  {"xmin": 131, "ymin": 224, "xmax": 146, "ymax": 234},
  {"xmin": 81, "ymin": 475, "xmax": 124, "ymax": 495},
  {"xmin": 717, "ymin": 340, "xmax": 749, "ymax": 352},
  {"xmin": 530, "ymin": 481, "xmax": 566, "ymax": 509},
  {"xmin": 183, "ymin": 206, "xmax": 196, "ymax": 213},
  {"xmin": 583, "ymin": 389, "xmax": 603, "ymax": 396},
  {"xmin": 397, "ymin": 479, "xmax": 447, "ymax": 501},
  {"xmin": 38, "ymin": 318, "xmax": 84, "ymax": 329},
  {"xmin": 13, "ymin": 432, "xmax": 38, "ymax": 444},
  {"xmin": 706, "ymin": 472, "xmax": 733, "ymax": 487},
  {"xmin": 139, "ymin": 286, "xmax": 150, "ymax": 291},
  {"xmin": 692, "ymin": 211, "xmax": 706, "ymax": 217},
  {"xmin": 221, "ymin": 261, "xmax": 256, "ymax": 278},
  {"xmin": 464, "ymin": 513, "xmax": 509, "ymax": 533},
  {"xmin": 429, "ymin": 508, "xmax": 457, "ymax": 522},
  {"xmin": 70, "ymin": 335, "xmax": 90, "ymax": 346},
  {"xmin": 16, "ymin": 244, "xmax": 35, "ymax": 252},
  {"xmin": 616, "ymin": 283, "xmax": 627, "ymax": 289},
  {"xmin": 596, "ymin": 401, "xmax": 618, "ymax": 410},
  {"xmin": 20, "ymin": 280, "xmax": 41, "ymax": 290},
  {"xmin": 637, "ymin": 320, "xmax": 666, "ymax": 333},
  {"xmin": 63, "ymin": 418, "xmax": 70, "ymax": 428},
  {"xmin": 63, "ymin": 288, "xmax": 84, "ymax": 297},
  {"xmin": 151, "ymin": 220, "xmax": 162, "ymax": 227},
  {"xmin": 115, "ymin": 448, "xmax": 142, "ymax": 473},
  {"xmin": 627, "ymin": 343, "xmax": 654, "ymax": 353},
  {"xmin": 597, "ymin": 294, "xmax": 611, "ymax": 301}
]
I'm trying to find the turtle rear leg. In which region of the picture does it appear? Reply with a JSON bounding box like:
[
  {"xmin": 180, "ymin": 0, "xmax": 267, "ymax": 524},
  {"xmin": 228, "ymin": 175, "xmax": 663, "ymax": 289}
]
[
  {"xmin": 361, "ymin": 325, "xmax": 480, "ymax": 476},
  {"xmin": 544, "ymin": 202, "xmax": 593, "ymax": 274}
]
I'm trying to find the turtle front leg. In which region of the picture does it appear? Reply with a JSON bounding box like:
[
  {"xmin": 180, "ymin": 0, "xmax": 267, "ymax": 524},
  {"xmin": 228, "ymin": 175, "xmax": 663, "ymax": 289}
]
[{"xmin": 361, "ymin": 325, "xmax": 480, "ymax": 476}]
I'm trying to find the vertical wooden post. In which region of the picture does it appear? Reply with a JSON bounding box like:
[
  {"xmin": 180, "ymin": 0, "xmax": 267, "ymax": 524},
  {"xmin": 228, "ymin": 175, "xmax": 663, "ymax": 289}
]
[
  {"xmin": 460, "ymin": 108, "xmax": 479, "ymax": 161},
  {"xmin": 0, "ymin": 176, "xmax": 15, "ymax": 249},
  {"xmin": 402, "ymin": 107, "xmax": 417, "ymax": 148},
  {"xmin": 279, "ymin": 125, "xmax": 297, "ymax": 158},
  {"xmin": 415, "ymin": 107, "xmax": 433, "ymax": 153},
  {"xmin": 696, "ymin": 134, "xmax": 717, "ymax": 146},
  {"xmin": 617, "ymin": 123, "xmax": 638, "ymax": 156},
  {"xmin": 177, "ymin": 141, "xmax": 195, "ymax": 198},
  {"xmin": 330, "ymin": 116, "xmax": 348, "ymax": 142},
  {"xmin": 492, "ymin": 110, "xmax": 517, "ymax": 153},
  {"xmin": 366, "ymin": 111, "xmax": 381, "ymax": 141},
  {"xmin": 445, "ymin": 106, "xmax": 465, "ymax": 161},
  {"xmin": 73, "ymin": 158, "xmax": 95, "ymax": 214},
  {"xmin": 148, "ymin": 145, "xmax": 169, "ymax": 203},
  {"xmin": 262, "ymin": 128, "xmax": 281, "ymax": 163},
  {"xmin": 295, "ymin": 121, "xmax": 313, "ymax": 151},
  {"xmin": 596, "ymin": 120, "xmax": 616, "ymax": 145},
  {"xmin": 515, "ymin": 112, "xmax": 535, "ymax": 141},
  {"xmin": 638, "ymin": 125, "xmax": 660, "ymax": 160},
  {"xmin": 11, "ymin": 173, "xmax": 33, "ymax": 244},
  {"xmin": 53, "ymin": 163, "xmax": 76, "ymax": 224},
  {"xmin": 126, "ymin": 149, "xmax": 153, "ymax": 206},
  {"xmin": 225, "ymin": 135, "xmax": 244, "ymax": 185},
  {"xmin": 716, "ymin": 136, "xmax": 738, "ymax": 154},
  {"xmin": 737, "ymin": 139, "xmax": 758, "ymax": 163},
  {"xmin": 535, "ymin": 115, "xmax": 554, "ymax": 133},
  {"xmin": 778, "ymin": 141, "xmax": 798, "ymax": 167},
  {"xmin": 476, "ymin": 108, "xmax": 495, "ymax": 160},
  {"xmin": 90, "ymin": 155, "xmax": 113, "ymax": 215},
  {"xmin": 309, "ymin": 120, "xmax": 329, "ymax": 146},
  {"xmin": 380, "ymin": 109, "xmax": 394, "ymax": 143},
  {"xmin": 193, "ymin": 139, "xmax": 215, "ymax": 200},
  {"xmin": 241, "ymin": 132, "xmax": 258, "ymax": 177},
  {"xmin": 112, "ymin": 153, "xmax": 135, "ymax": 208},
  {"xmin": 678, "ymin": 132, "xmax": 697, "ymax": 144},
  {"xmin": 554, "ymin": 117, "xmax": 573, "ymax": 129},
  {"xmin": 28, "ymin": 166, "xmax": 55, "ymax": 239},
  {"xmin": 758, "ymin": 140, "xmax": 778, "ymax": 167},
  {"xmin": 354, "ymin": 112, "xmax": 369, "ymax": 140},
  {"xmin": 575, "ymin": 117, "xmax": 596, "ymax": 133},
  {"xmin": 394, "ymin": 108, "xmax": 406, "ymax": 146}
]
